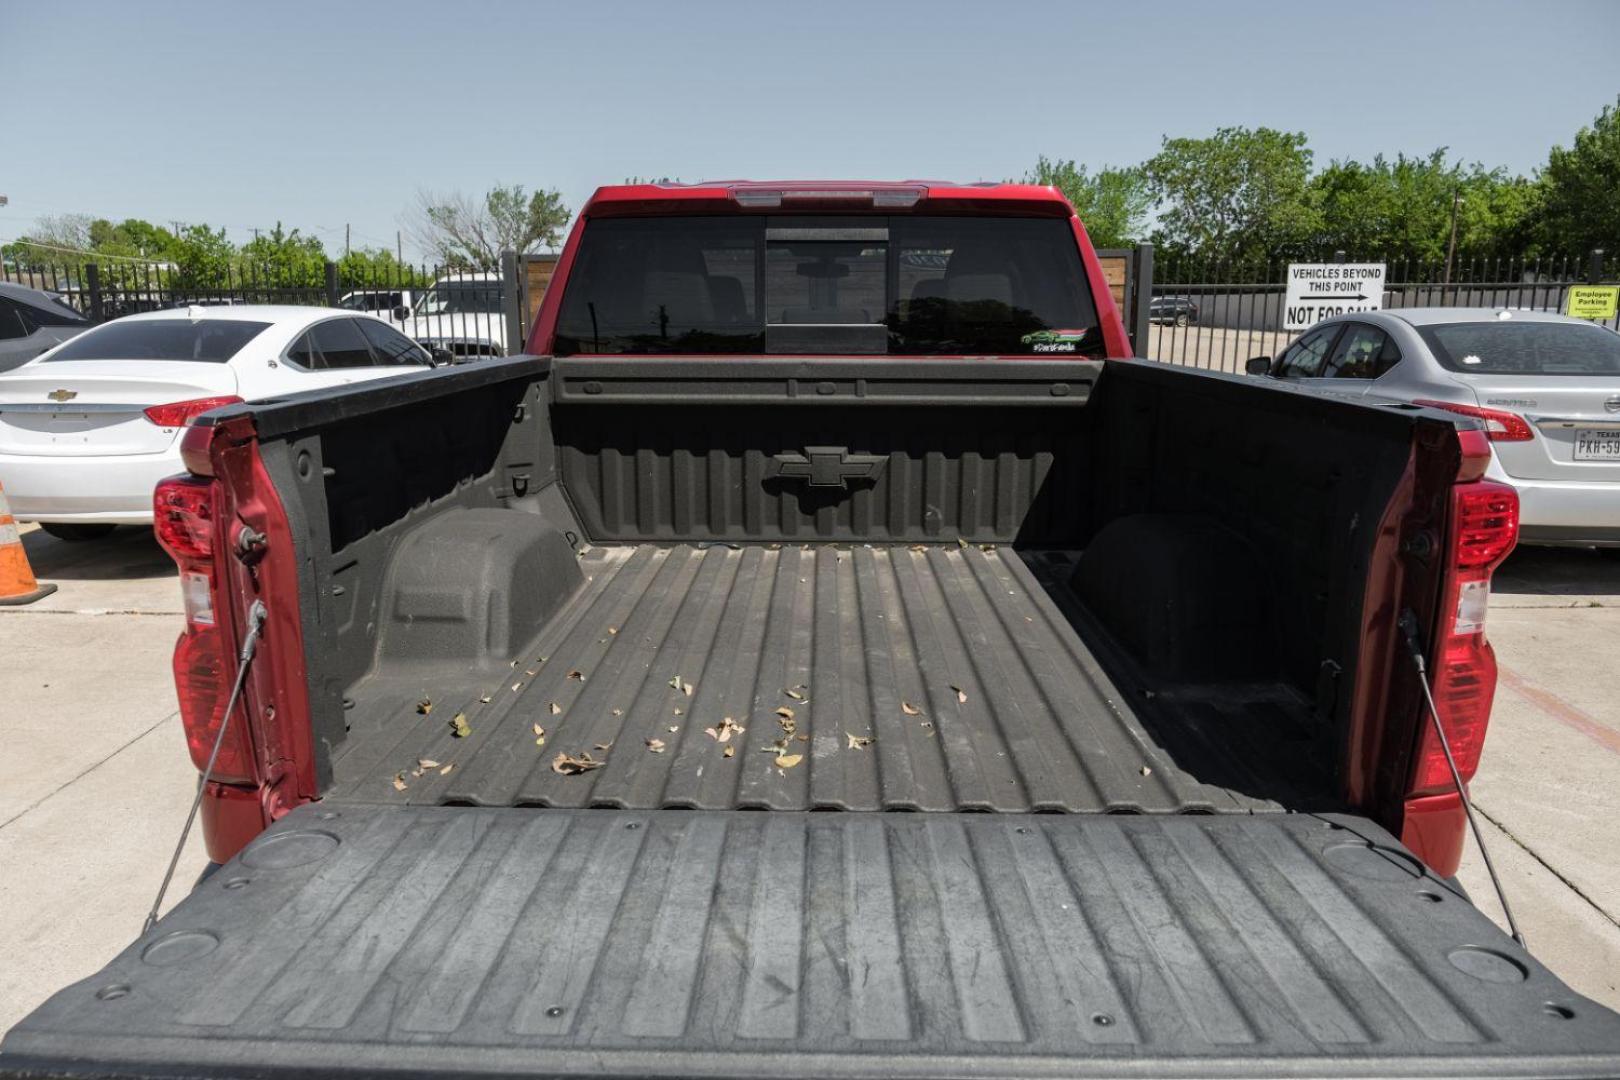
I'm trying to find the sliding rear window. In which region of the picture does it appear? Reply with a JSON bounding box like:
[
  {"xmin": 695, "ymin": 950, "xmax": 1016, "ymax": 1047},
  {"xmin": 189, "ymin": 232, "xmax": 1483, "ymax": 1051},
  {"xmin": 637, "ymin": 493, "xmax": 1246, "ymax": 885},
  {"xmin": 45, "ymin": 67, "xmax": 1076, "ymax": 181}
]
[
  {"xmin": 43, "ymin": 319, "xmax": 271, "ymax": 363},
  {"xmin": 553, "ymin": 215, "xmax": 1101, "ymax": 357},
  {"xmin": 1419, "ymin": 321, "xmax": 1620, "ymax": 376}
]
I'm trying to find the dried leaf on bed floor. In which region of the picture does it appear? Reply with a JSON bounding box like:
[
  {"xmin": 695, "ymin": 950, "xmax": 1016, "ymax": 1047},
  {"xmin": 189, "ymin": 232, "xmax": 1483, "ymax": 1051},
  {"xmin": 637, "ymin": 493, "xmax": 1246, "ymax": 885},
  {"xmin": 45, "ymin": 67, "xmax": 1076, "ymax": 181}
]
[
  {"xmin": 392, "ymin": 772, "xmax": 408, "ymax": 791},
  {"xmin": 847, "ymin": 733, "xmax": 874, "ymax": 750},
  {"xmin": 646, "ymin": 738, "xmax": 666, "ymax": 753},
  {"xmin": 549, "ymin": 702, "xmax": 562, "ymax": 715},
  {"xmin": 416, "ymin": 698, "xmax": 433, "ymax": 715},
  {"xmin": 774, "ymin": 752, "xmax": 803, "ymax": 769},
  {"xmin": 705, "ymin": 716, "xmax": 744, "ymax": 743},
  {"xmin": 901, "ymin": 701, "xmax": 922, "ymax": 716},
  {"xmin": 449, "ymin": 713, "xmax": 471, "ymax": 738},
  {"xmin": 551, "ymin": 751, "xmax": 604, "ymax": 775}
]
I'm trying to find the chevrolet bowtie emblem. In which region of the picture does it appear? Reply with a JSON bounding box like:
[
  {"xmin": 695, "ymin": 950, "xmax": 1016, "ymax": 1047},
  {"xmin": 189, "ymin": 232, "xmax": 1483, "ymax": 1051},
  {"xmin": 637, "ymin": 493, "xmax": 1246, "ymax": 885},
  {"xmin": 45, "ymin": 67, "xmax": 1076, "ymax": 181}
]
[
  {"xmin": 769, "ymin": 446, "xmax": 888, "ymax": 489},
  {"xmin": 47, "ymin": 389, "xmax": 77, "ymax": 403}
]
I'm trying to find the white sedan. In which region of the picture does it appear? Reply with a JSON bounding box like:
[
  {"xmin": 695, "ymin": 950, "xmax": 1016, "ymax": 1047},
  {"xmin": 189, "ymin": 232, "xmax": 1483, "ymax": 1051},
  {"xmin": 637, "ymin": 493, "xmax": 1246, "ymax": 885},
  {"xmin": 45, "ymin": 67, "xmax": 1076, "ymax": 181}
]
[{"xmin": 0, "ymin": 305, "xmax": 436, "ymax": 539}]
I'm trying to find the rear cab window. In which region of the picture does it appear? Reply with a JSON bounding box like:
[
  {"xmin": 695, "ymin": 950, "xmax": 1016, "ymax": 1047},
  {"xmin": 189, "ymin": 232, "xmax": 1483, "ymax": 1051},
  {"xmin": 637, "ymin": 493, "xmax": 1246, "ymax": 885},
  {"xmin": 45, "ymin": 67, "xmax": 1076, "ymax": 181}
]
[
  {"xmin": 1419, "ymin": 320, "xmax": 1620, "ymax": 376},
  {"xmin": 553, "ymin": 215, "xmax": 1103, "ymax": 357},
  {"xmin": 42, "ymin": 319, "xmax": 270, "ymax": 362}
]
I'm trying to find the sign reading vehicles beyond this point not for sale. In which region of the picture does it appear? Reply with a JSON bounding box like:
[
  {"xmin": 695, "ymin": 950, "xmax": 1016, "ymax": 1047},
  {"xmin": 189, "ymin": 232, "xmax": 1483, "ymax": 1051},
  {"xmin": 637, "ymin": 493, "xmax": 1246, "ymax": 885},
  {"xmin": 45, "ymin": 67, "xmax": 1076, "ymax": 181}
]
[{"xmin": 1284, "ymin": 263, "xmax": 1386, "ymax": 331}]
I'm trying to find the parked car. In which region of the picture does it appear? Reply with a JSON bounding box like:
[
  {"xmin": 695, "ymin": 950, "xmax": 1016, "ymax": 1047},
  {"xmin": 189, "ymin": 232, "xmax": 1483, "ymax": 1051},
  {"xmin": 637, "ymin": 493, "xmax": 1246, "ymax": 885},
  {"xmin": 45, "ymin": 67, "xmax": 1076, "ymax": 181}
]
[
  {"xmin": 0, "ymin": 281, "xmax": 90, "ymax": 373},
  {"xmin": 9, "ymin": 182, "xmax": 1618, "ymax": 1080},
  {"xmin": 1149, "ymin": 293, "xmax": 1199, "ymax": 326},
  {"xmin": 398, "ymin": 272, "xmax": 507, "ymax": 358},
  {"xmin": 339, "ymin": 287, "xmax": 415, "ymax": 323},
  {"xmin": 0, "ymin": 305, "xmax": 437, "ymax": 539},
  {"xmin": 1246, "ymin": 308, "xmax": 1620, "ymax": 548}
]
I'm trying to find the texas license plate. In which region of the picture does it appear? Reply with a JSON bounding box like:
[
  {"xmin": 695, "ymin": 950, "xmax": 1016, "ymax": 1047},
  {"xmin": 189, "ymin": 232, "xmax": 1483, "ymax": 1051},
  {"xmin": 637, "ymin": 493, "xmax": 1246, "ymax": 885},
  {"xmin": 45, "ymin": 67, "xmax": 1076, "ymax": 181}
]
[{"xmin": 1574, "ymin": 428, "xmax": 1620, "ymax": 460}]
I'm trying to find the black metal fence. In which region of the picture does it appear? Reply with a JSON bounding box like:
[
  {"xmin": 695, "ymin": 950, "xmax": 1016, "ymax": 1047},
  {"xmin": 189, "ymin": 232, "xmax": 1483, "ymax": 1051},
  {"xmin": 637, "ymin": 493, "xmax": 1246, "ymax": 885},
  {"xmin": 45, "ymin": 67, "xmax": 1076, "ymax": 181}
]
[
  {"xmin": 1143, "ymin": 249, "xmax": 1617, "ymax": 373},
  {"xmin": 2, "ymin": 253, "xmax": 530, "ymax": 359}
]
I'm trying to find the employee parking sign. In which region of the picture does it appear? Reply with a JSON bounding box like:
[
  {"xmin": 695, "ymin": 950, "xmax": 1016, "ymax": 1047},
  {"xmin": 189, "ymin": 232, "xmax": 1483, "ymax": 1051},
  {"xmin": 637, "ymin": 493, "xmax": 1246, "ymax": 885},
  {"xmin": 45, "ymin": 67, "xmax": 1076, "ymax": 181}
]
[
  {"xmin": 1284, "ymin": 263, "xmax": 1386, "ymax": 330},
  {"xmin": 1568, "ymin": 286, "xmax": 1619, "ymax": 321}
]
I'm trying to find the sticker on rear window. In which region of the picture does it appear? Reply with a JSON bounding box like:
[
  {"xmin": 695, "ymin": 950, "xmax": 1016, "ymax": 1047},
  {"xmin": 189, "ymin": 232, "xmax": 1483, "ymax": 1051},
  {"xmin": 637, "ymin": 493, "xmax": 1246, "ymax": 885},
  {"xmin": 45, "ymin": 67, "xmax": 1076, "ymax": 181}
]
[{"xmin": 1021, "ymin": 328, "xmax": 1090, "ymax": 353}]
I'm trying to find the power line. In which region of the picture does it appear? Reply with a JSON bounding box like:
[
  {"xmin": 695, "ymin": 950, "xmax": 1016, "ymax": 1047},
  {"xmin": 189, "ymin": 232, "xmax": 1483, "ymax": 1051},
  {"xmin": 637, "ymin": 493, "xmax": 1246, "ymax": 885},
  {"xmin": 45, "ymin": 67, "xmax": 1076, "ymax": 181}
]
[{"xmin": 0, "ymin": 237, "xmax": 169, "ymax": 264}]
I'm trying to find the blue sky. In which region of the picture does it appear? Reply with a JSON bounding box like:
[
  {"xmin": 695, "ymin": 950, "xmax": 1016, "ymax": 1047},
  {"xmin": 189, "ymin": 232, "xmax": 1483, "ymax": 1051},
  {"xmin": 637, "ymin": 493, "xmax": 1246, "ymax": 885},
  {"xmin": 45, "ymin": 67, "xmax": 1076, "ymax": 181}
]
[{"xmin": 2, "ymin": 0, "xmax": 1616, "ymax": 259}]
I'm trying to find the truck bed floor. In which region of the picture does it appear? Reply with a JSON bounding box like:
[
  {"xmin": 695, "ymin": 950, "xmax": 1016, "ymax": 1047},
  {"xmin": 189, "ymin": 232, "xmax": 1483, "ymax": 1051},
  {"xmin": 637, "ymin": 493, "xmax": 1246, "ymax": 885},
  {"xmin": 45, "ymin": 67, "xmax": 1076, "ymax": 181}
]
[
  {"xmin": 10, "ymin": 805, "xmax": 1620, "ymax": 1080},
  {"xmin": 330, "ymin": 543, "xmax": 1329, "ymax": 813}
]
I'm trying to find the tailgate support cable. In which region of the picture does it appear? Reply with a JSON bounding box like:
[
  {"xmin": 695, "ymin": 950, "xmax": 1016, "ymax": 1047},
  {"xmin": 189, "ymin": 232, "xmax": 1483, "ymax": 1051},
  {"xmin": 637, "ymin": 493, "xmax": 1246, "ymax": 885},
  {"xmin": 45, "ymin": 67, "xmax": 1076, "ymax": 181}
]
[
  {"xmin": 1399, "ymin": 609, "xmax": 1527, "ymax": 949},
  {"xmin": 142, "ymin": 599, "xmax": 268, "ymax": 937}
]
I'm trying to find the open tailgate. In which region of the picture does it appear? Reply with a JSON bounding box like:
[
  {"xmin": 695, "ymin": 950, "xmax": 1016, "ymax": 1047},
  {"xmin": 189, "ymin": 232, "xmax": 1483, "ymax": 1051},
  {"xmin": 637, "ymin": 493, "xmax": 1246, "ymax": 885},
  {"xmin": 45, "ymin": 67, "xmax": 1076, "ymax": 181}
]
[{"xmin": 6, "ymin": 805, "xmax": 1620, "ymax": 1079}]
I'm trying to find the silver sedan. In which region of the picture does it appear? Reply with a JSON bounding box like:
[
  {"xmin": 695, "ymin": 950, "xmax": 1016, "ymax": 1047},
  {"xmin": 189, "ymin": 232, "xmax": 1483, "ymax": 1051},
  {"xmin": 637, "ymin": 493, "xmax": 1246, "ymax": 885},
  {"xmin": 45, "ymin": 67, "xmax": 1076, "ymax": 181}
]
[{"xmin": 1247, "ymin": 307, "xmax": 1620, "ymax": 548}]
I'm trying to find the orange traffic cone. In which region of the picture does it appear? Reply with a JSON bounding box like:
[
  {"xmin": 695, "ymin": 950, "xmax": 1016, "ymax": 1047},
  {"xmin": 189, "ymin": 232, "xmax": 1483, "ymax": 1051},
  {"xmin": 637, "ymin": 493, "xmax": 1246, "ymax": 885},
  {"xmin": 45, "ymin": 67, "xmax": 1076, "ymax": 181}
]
[{"xmin": 0, "ymin": 480, "xmax": 58, "ymax": 606}]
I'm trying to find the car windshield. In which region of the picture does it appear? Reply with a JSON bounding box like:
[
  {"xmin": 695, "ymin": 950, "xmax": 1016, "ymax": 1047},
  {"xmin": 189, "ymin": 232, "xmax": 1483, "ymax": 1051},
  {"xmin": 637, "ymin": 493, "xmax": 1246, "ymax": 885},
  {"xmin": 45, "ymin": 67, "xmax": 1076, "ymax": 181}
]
[
  {"xmin": 41, "ymin": 319, "xmax": 270, "ymax": 363},
  {"xmin": 554, "ymin": 214, "xmax": 1103, "ymax": 357},
  {"xmin": 414, "ymin": 282, "xmax": 501, "ymax": 316},
  {"xmin": 1420, "ymin": 320, "xmax": 1620, "ymax": 376}
]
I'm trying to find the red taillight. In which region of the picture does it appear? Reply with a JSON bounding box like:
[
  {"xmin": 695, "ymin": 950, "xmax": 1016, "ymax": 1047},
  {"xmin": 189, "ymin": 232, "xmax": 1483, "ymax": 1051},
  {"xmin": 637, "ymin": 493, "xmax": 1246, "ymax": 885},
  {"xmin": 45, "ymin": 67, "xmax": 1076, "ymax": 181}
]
[
  {"xmin": 1407, "ymin": 477, "xmax": 1519, "ymax": 798},
  {"xmin": 154, "ymin": 474, "xmax": 256, "ymax": 785},
  {"xmin": 153, "ymin": 474, "xmax": 215, "ymax": 561},
  {"xmin": 171, "ymin": 627, "xmax": 254, "ymax": 782},
  {"xmin": 1415, "ymin": 399, "xmax": 1534, "ymax": 442},
  {"xmin": 143, "ymin": 395, "xmax": 243, "ymax": 428}
]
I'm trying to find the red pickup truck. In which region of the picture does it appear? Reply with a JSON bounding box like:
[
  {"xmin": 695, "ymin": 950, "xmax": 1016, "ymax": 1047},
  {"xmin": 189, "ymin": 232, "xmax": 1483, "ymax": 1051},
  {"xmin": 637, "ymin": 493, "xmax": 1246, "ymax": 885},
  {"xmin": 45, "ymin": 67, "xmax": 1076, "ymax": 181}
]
[{"xmin": 7, "ymin": 181, "xmax": 1620, "ymax": 1079}]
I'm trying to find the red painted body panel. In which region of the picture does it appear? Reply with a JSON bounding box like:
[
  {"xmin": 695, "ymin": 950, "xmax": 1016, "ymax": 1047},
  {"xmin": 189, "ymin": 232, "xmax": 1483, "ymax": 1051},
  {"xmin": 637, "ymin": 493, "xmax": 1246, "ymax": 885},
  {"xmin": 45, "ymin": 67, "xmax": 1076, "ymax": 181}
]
[
  {"xmin": 1401, "ymin": 791, "xmax": 1469, "ymax": 877},
  {"xmin": 198, "ymin": 780, "xmax": 266, "ymax": 866},
  {"xmin": 527, "ymin": 180, "xmax": 1132, "ymax": 359},
  {"xmin": 200, "ymin": 415, "xmax": 320, "ymax": 861}
]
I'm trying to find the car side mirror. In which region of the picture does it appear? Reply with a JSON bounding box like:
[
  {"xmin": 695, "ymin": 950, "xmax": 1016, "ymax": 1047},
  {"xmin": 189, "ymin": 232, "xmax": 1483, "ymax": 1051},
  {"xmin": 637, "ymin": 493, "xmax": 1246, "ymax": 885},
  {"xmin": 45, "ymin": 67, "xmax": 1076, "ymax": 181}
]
[
  {"xmin": 1245, "ymin": 356, "xmax": 1272, "ymax": 377},
  {"xmin": 393, "ymin": 304, "xmax": 411, "ymax": 321},
  {"xmin": 430, "ymin": 346, "xmax": 456, "ymax": 367}
]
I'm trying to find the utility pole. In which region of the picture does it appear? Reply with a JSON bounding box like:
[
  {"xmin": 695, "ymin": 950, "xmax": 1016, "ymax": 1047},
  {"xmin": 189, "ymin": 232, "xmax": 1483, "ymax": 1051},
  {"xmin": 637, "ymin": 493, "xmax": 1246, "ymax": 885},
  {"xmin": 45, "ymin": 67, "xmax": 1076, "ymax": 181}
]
[
  {"xmin": 1442, "ymin": 187, "xmax": 1462, "ymax": 289},
  {"xmin": 345, "ymin": 223, "xmax": 351, "ymax": 258},
  {"xmin": 396, "ymin": 231, "xmax": 403, "ymax": 264}
]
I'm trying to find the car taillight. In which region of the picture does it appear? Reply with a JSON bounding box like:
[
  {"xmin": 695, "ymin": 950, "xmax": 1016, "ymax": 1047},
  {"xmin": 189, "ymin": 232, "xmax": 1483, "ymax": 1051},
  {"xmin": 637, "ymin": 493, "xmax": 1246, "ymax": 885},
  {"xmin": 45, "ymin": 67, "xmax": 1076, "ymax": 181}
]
[
  {"xmin": 154, "ymin": 474, "xmax": 256, "ymax": 785},
  {"xmin": 1414, "ymin": 399, "xmax": 1534, "ymax": 442},
  {"xmin": 143, "ymin": 395, "xmax": 243, "ymax": 428},
  {"xmin": 1407, "ymin": 472, "xmax": 1519, "ymax": 797}
]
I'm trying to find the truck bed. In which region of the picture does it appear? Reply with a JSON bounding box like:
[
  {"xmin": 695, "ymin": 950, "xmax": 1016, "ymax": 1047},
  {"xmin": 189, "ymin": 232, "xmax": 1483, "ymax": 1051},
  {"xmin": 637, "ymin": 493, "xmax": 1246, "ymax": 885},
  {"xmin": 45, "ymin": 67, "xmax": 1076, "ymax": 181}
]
[
  {"xmin": 328, "ymin": 542, "xmax": 1331, "ymax": 814},
  {"xmin": 10, "ymin": 804, "xmax": 1620, "ymax": 1080}
]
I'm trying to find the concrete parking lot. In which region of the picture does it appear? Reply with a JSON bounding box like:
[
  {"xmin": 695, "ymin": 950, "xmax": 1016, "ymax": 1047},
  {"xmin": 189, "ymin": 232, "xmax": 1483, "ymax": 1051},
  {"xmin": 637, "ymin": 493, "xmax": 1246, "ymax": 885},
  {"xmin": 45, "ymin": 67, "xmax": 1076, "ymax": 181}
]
[{"xmin": 2, "ymin": 523, "xmax": 1617, "ymax": 1032}]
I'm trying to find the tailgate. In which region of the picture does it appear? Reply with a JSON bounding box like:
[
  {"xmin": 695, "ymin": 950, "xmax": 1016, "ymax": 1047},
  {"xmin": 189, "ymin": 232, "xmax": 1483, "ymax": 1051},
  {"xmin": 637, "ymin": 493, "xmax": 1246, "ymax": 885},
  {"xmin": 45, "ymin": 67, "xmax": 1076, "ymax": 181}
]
[{"xmin": 6, "ymin": 806, "xmax": 1620, "ymax": 1080}]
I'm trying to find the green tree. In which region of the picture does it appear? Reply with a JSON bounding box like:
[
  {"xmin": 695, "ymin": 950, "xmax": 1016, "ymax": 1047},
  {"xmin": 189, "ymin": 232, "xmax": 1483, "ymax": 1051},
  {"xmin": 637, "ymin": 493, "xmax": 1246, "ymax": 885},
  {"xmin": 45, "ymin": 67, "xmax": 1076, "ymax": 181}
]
[
  {"xmin": 3, "ymin": 213, "xmax": 94, "ymax": 267},
  {"xmin": 1143, "ymin": 127, "xmax": 1318, "ymax": 260},
  {"xmin": 87, "ymin": 218, "xmax": 180, "ymax": 260},
  {"xmin": 1307, "ymin": 151, "xmax": 1538, "ymax": 261},
  {"xmin": 338, "ymin": 247, "xmax": 432, "ymax": 288},
  {"xmin": 1022, "ymin": 156, "xmax": 1150, "ymax": 248},
  {"xmin": 1533, "ymin": 95, "xmax": 1620, "ymax": 256},
  {"xmin": 407, "ymin": 184, "xmax": 570, "ymax": 270},
  {"xmin": 169, "ymin": 225, "xmax": 234, "ymax": 289},
  {"xmin": 239, "ymin": 222, "xmax": 327, "ymax": 285}
]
